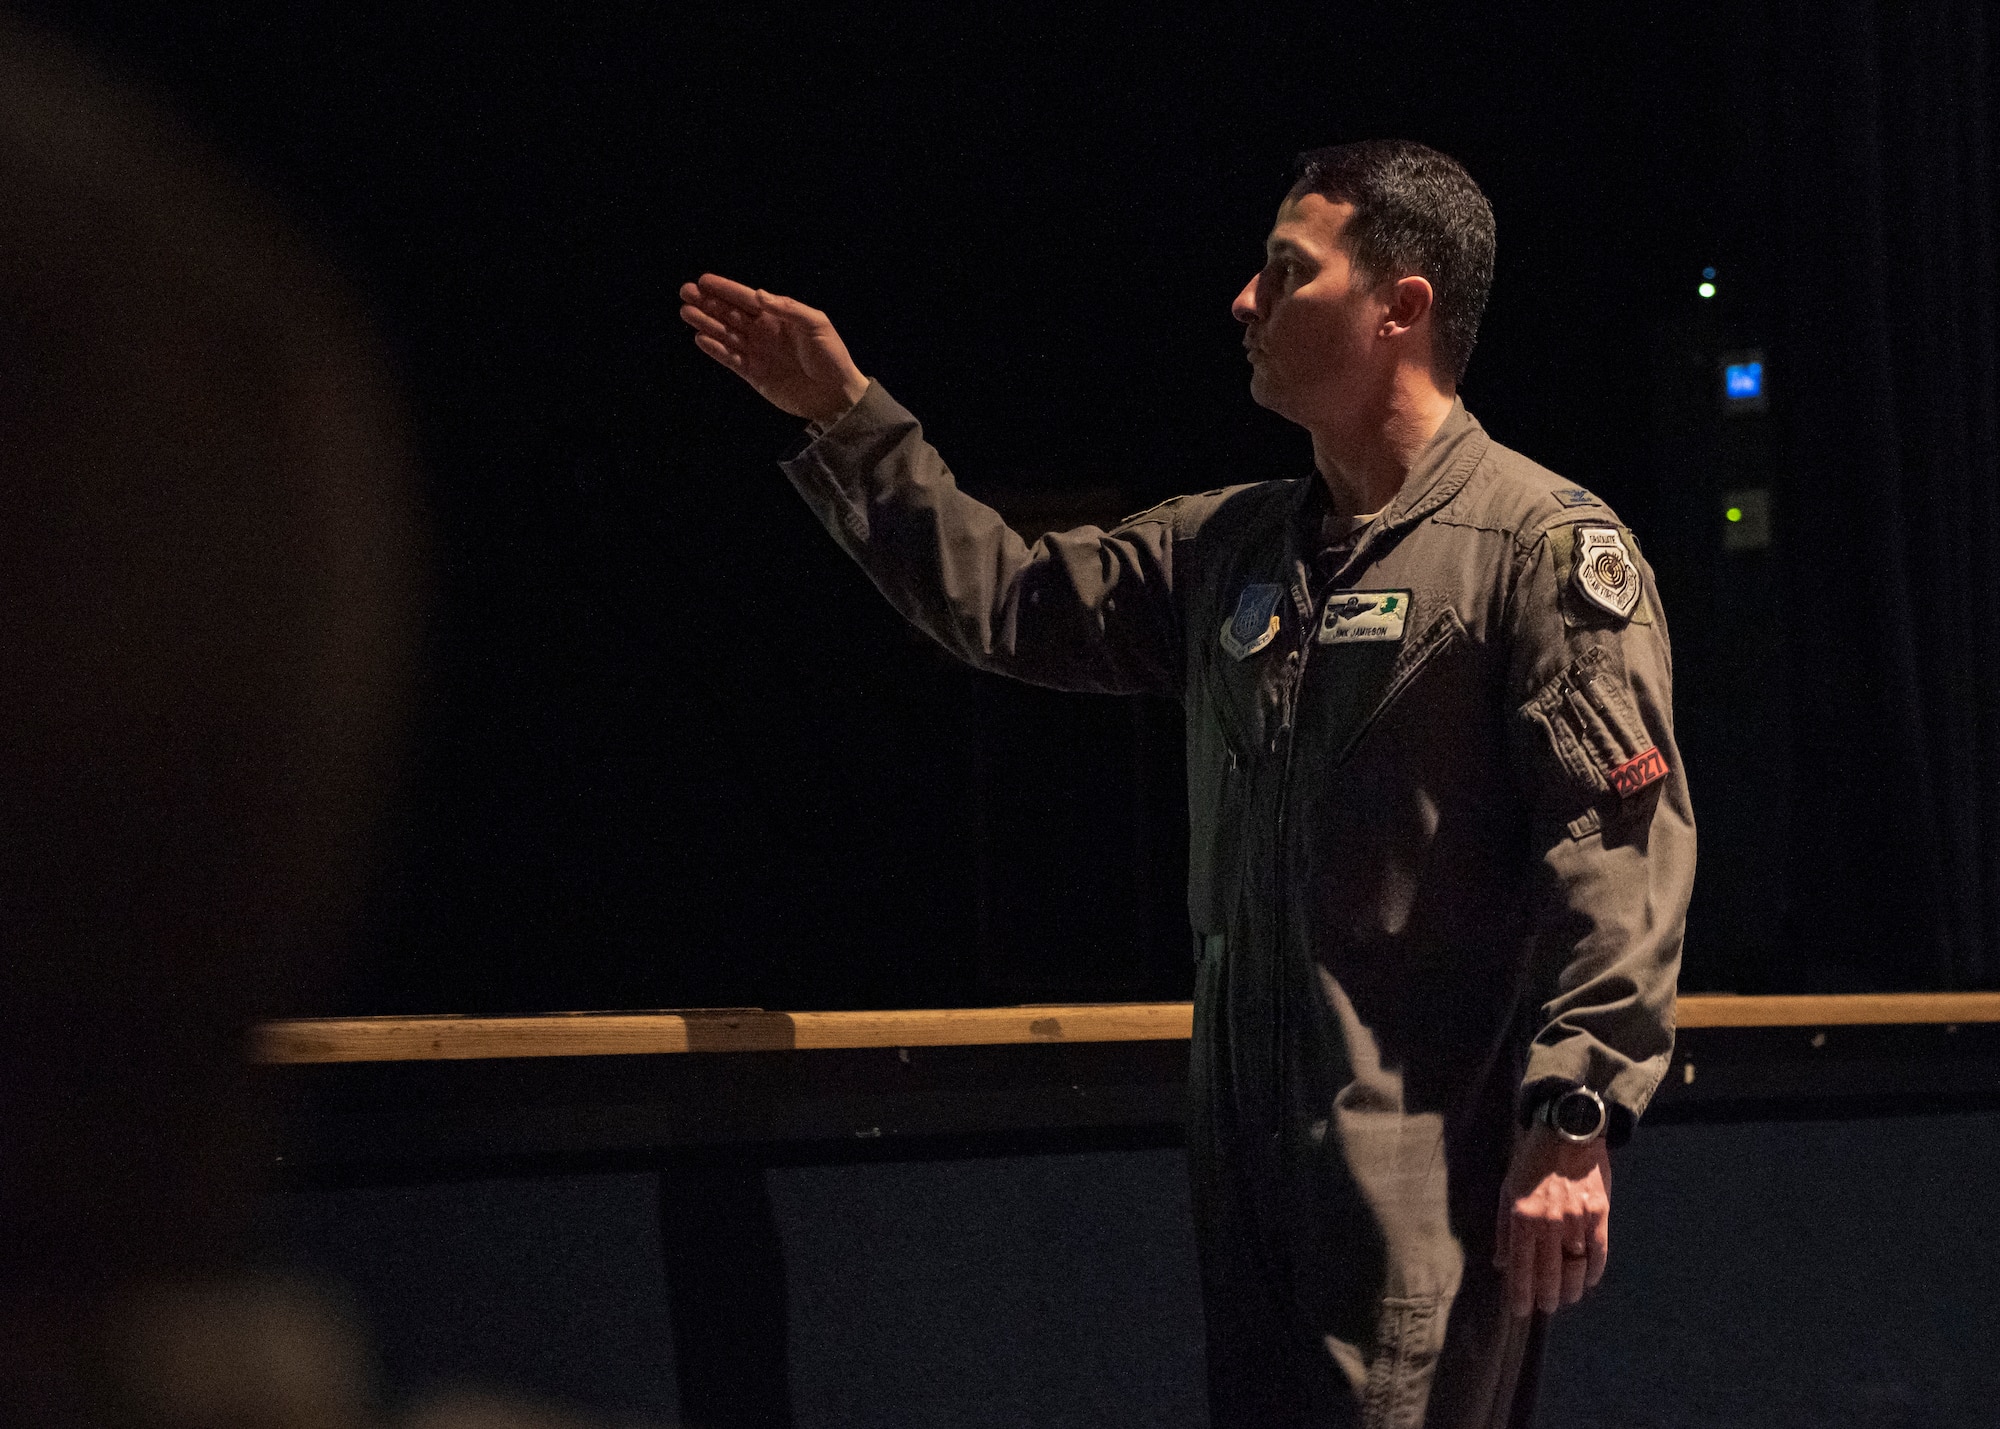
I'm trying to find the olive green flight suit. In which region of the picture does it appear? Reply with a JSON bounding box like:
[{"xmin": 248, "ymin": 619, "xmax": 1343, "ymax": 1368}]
[{"xmin": 781, "ymin": 384, "xmax": 1694, "ymax": 1429}]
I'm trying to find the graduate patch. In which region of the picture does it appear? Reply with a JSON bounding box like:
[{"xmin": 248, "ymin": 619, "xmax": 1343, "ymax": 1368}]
[
  {"xmin": 1317, "ymin": 590, "xmax": 1410, "ymax": 644},
  {"xmin": 1608, "ymin": 747, "xmax": 1669, "ymax": 799},
  {"xmin": 1572, "ymin": 525, "xmax": 1642, "ymax": 620},
  {"xmin": 1220, "ymin": 583, "xmax": 1284, "ymax": 660}
]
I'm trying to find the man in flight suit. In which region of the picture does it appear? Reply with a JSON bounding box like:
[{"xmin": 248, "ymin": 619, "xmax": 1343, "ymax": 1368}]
[{"xmin": 680, "ymin": 139, "xmax": 1694, "ymax": 1428}]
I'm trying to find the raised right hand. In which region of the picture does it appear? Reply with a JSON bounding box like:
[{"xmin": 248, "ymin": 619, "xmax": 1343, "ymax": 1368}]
[{"xmin": 679, "ymin": 273, "xmax": 870, "ymax": 424}]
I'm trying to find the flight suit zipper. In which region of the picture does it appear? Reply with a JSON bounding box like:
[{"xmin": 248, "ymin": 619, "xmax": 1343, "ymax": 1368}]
[
  {"xmin": 1268, "ymin": 559, "xmax": 1319, "ymax": 1135},
  {"xmin": 1272, "ymin": 557, "xmax": 1319, "ymax": 826},
  {"xmin": 1266, "ymin": 514, "xmax": 1390, "ymax": 1138}
]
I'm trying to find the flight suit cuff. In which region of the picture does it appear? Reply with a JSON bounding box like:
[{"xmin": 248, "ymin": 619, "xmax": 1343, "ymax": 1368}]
[
  {"xmin": 777, "ymin": 380, "xmax": 926, "ymax": 552},
  {"xmin": 1518, "ymin": 1075, "xmax": 1640, "ymax": 1148},
  {"xmin": 784, "ymin": 379, "xmax": 890, "ymax": 458}
]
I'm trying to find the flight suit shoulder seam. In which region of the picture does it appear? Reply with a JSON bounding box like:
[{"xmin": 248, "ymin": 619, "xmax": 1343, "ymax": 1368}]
[
  {"xmin": 1428, "ymin": 512, "xmax": 1521, "ymax": 537},
  {"xmin": 1513, "ymin": 508, "xmax": 1631, "ymax": 552},
  {"xmin": 1462, "ymin": 443, "xmax": 1624, "ymax": 538},
  {"xmin": 1122, "ymin": 480, "xmax": 1284, "ymax": 537}
]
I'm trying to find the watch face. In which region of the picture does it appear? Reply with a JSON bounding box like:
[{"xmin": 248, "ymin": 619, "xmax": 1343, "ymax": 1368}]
[{"xmin": 1553, "ymin": 1090, "xmax": 1605, "ymax": 1139}]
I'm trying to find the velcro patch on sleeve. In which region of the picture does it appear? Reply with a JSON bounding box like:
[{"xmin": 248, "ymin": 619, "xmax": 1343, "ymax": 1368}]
[
  {"xmin": 1608, "ymin": 746, "xmax": 1669, "ymax": 798},
  {"xmin": 1573, "ymin": 525, "xmax": 1642, "ymax": 620}
]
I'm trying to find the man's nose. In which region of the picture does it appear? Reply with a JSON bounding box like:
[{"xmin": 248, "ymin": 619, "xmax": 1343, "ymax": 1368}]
[{"xmin": 1231, "ymin": 273, "xmax": 1261, "ymax": 325}]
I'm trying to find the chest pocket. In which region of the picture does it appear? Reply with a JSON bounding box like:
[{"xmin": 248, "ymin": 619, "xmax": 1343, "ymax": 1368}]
[
  {"xmin": 1185, "ymin": 583, "xmax": 1298, "ymax": 932},
  {"xmin": 1201, "ymin": 608, "xmax": 1298, "ymax": 761},
  {"xmin": 1305, "ymin": 602, "xmax": 1467, "ymax": 764}
]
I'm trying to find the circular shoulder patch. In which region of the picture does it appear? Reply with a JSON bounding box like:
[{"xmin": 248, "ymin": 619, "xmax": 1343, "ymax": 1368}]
[{"xmin": 1572, "ymin": 525, "xmax": 1641, "ymax": 619}]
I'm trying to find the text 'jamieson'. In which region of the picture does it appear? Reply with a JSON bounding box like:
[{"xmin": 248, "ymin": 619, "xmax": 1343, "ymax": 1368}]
[{"xmin": 1318, "ymin": 591, "xmax": 1411, "ymax": 644}]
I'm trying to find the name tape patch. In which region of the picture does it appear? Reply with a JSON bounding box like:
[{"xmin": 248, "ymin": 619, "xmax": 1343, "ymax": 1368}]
[
  {"xmin": 1318, "ymin": 590, "xmax": 1411, "ymax": 644},
  {"xmin": 1221, "ymin": 583, "xmax": 1284, "ymax": 660},
  {"xmin": 1608, "ymin": 747, "xmax": 1669, "ymax": 799}
]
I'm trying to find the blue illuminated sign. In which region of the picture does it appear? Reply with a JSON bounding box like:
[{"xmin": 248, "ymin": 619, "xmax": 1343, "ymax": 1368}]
[{"xmin": 1724, "ymin": 361, "xmax": 1764, "ymax": 400}]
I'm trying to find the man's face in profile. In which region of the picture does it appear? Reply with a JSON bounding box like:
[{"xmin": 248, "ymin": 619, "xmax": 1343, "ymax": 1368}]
[{"xmin": 1232, "ymin": 191, "xmax": 1388, "ymax": 428}]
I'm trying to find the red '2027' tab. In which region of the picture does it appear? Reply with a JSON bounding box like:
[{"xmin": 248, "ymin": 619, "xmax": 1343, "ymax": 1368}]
[{"xmin": 1608, "ymin": 747, "xmax": 1669, "ymax": 798}]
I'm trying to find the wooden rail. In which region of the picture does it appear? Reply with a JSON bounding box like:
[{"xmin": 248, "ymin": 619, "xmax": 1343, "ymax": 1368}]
[
  {"xmin": 1678, "ymin": 993, "xmax": 2000, "ymax": 1029},
  {"xmin": 253, "ymin": 993, "xmax": 2000, "ymax": 1065}
]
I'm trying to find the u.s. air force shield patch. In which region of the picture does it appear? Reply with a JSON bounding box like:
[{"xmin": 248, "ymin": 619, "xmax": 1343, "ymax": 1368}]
[
  {"xmin": 1221, "ymin": 583, "xmax": 1284, "ymax": 660},
  {"xmin": 1573, "ymin": 525, "xmax": 1642, "ymax": 620}
]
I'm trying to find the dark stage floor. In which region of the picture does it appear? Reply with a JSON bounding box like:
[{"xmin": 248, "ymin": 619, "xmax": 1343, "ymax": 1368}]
[{"xmin": 269, "ymin": 1111, "xmax": 2000, "ymax": 1428}]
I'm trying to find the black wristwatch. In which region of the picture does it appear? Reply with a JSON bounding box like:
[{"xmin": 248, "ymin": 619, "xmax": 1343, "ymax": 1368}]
[{"xmin": 1537, "ymin": 1086, "xmax": 1609, "ymax": 1144}]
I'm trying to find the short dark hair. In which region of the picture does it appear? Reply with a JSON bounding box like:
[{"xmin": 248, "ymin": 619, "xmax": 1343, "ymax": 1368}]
[{"xmin": 1291, "ymin": 140, "xmax": 1495, "ymax": 384}]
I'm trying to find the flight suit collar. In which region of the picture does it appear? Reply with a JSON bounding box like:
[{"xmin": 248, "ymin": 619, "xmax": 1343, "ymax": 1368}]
[
  {"xmin": 1385, "ymin": 397, "xmax": 1488, "ymax": 529},
  {"xmin": 1285, "ymin": 397, "xmax": 1491, "ymax": 599}
]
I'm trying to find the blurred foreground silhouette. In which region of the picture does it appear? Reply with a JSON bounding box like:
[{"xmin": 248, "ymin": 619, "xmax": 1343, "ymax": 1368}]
[{"xmin": 0, "ymin": 17, "xmax": 656, "ymax": 1428}]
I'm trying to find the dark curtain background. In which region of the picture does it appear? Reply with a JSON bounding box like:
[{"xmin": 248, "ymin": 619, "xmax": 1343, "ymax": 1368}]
[
  {"xmin": 15, "ymin": 0, "xmax": 2000, "ymax": 1008},
  {"xmin": 1772, "ymin": 0, "xmax": 2000, "ymax": 989}
]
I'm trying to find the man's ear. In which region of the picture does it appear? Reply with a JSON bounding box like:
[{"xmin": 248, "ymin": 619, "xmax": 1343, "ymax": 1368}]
[{"xmin": 1381, "ymin": 275, "xmax": 1435, "ymax": 337}]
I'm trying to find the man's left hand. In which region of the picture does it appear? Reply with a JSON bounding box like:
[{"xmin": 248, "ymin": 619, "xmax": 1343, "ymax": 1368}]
[{"xmin": 1494, "ymin": 1123, "xmax": 1611, "ymax": 1317}]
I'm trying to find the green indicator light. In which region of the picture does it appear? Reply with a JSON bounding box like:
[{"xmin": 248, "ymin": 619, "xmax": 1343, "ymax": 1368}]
[
  {"xmin": 1726, "ymin": 507, "xmax": 1743, "ymax": 523},
  {"xmin": 1698, "ymin": 281, "xmax": 1717, "ymax": 299}
]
